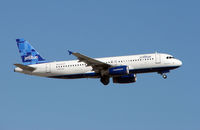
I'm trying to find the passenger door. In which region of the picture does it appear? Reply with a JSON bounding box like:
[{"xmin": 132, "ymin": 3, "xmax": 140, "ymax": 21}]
[
  {"xmin": 46, "ymin": 63, "xmax": 51, "ymax": 73},
  {"xmin": 155, "ymin": 53, "xmax": 161, "ymax": 64}
]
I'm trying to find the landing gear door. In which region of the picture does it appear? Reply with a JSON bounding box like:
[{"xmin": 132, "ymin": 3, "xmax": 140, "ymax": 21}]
[
  {"xmin": 46, "ymin": 63, "xmax": 51, "ymax": 73},
  {"xmin": 155, "ymin": 53, "xmax": 161, "ymax": 64}
]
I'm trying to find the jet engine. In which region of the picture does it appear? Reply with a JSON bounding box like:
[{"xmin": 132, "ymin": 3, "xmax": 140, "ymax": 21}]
[
  {"xmin": 113, "ymin": 73, "xmax": 137, "ymax": 84},
  {"xmin": 108, "ymin": 65, "xmax": 129, "ymax": 76}
]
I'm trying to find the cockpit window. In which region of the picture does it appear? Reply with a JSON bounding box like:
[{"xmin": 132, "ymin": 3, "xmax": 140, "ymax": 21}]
[{"xmin": 166, "ymin": 56, "xmax": 174, "ymax": 59}]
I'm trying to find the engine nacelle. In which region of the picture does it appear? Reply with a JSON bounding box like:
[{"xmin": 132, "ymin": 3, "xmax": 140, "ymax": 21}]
[
  {"xmin": 113, "ymin": 74, "xmax": 137, "ymax": 84},
  {"xmin": 108, "ymin": 66, "xmax": 129, "ymax": 76}
]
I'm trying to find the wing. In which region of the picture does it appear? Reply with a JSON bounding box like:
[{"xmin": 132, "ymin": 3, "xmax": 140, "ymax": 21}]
[{"xmin": 68, "ymin": 50, "xmax": 112, "ymax": 73}]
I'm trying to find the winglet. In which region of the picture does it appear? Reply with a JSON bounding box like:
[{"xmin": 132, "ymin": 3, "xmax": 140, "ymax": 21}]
[{"xmin": 68, "ymin": 50, "xmax": 73, "ymax": 55}]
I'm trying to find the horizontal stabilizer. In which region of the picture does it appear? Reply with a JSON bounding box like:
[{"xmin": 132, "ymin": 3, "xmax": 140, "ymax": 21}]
[{"xmin": 14, "ymin": 64, "xmax": 36, "ymax": 71}]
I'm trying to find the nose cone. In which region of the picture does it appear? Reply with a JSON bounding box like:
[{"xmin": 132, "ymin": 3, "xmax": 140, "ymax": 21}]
[{"xmin": 176, "ymin": 59, "xmax": 182, "ymax": 67}]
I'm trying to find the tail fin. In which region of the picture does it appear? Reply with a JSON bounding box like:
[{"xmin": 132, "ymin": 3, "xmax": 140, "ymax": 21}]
[{"xmin": 16, "ymin": 38, "xmax": 46, "ymax": 65}]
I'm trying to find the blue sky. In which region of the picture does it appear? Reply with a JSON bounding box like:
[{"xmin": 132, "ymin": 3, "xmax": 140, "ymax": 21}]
[{"xmin": 0, "ymin": 0, "xmax": 200, "ymax": 130}]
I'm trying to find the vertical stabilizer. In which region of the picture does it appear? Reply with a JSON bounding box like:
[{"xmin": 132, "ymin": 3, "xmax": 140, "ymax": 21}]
[{"xmin": 16, "ymin": 38, "xmax": 46, "ymax": 65}]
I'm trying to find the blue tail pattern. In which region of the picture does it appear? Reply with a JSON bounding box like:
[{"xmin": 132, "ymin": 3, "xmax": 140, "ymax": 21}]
[{"xmin": 16, "ymin": 38, "xmax": 46, "ymax": 65}]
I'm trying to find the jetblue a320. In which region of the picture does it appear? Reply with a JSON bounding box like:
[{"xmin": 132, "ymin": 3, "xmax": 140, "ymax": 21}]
[{"xmin": 14, "ymin": 39, "xmax": 182, "ymax": 85}]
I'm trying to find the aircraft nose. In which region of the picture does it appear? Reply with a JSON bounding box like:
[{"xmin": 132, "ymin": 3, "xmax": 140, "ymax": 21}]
[{"xmin": 177, "ymin": 59, "xmax": 182, "ymax": 66}]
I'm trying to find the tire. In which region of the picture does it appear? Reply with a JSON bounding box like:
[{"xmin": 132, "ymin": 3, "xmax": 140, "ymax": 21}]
[
  {"xmin": 100, "ymin": 77, "xmax": 110, "ymax": 85},
  {"xmin": 162, "ymin": 74, "xmax": 167, "ymax": 79}
]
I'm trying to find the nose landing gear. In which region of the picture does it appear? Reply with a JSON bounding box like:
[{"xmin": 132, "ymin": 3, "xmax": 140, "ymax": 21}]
[
  {"xmin": 158, "ymin": 70, "xmax": 169, "ymax": 79},
  {"xmin": 162, "ymin": 74, "xmax": 167, "ymax": 79}
]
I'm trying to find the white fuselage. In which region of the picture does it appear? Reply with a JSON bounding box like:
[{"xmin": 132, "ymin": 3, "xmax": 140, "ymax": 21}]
[{"xmin": 15, "ymin": 53, "xmax": 182, "ymax": 79}]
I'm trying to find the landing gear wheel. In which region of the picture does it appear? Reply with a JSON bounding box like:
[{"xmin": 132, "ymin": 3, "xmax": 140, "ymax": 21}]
[
  {"xmin": 100, "ymin": 77, "xmax": 110, "ymax": 85},
  {"xmin": 162, "ymin": 74, "xmax": 167, "ymax": 79}
]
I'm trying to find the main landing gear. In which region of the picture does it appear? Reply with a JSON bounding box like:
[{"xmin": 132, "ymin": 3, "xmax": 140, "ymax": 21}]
[{"xmin": 100, "ymin": 76, "xmax": 110, "ymax": 85}]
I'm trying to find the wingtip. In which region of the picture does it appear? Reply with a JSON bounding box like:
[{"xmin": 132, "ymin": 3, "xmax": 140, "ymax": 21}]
[{"xmin": 14, "ymin": 63, "xmax": 19, "ymax": 66}]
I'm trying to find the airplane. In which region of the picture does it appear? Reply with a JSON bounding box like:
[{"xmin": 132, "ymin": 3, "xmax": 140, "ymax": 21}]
[{"xmin": 14, "ymin": 38, "xmax": 182, "ymax": 85}]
